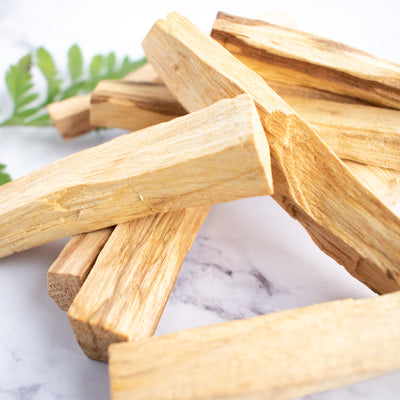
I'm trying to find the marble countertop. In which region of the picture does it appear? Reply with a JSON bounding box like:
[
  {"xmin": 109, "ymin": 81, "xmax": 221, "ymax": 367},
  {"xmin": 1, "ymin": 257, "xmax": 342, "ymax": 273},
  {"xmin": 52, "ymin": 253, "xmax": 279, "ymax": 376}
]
[{"xmin": 1, "ymin": 1, "xmax": 400, "ymax": 399}]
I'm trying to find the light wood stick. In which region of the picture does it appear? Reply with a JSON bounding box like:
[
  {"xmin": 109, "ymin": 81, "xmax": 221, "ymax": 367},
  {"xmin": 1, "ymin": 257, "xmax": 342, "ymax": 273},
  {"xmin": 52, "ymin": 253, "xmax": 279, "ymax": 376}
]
[
  {"xmin": 47, "ymin": 227, "xmax": 114, "ymax": 311},
  {"xmin": 0, "ymin": 94, "xmax": 272, "ymax": 259},
  {"xmin": 47, "ymin": 63, "xmax": 155, "ymax": 139},
  {"xmin": 212, "ymin": 12, "xmax": 400, "ymax": 109},
  {"xmin": 109, "ymin": 292, "xmax": 400, "ymax": 400},
  {"xmin": 68, "ymin": 207, "xmax": 208, "ymax": 362},
  {"xmin": 91, "ymin": 79, "xmax": 400, "ymax": 171},
  {"xmin": 142, "ymin": 12, "xmax": 400, "ymax": 294},
  {"xmin": 345, "ymin": 161, "xmax": 400, "ymax": 208},
  {"xmin": 286, "ymin": 95, "xmax": 400, "ymax": 170},
  {"xmin": 90, "ymin": 81, "xmax": 186, "ymax": 131}
]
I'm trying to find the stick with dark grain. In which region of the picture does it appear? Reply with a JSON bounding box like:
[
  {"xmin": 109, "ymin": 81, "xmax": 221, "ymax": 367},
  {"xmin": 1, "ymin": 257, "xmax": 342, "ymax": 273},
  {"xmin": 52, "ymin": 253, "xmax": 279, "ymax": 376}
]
[
  {"xmin": 47, "ymin": 63, "xmax": 158, "ymax": 139},
  {"xmin": 0, "ymin": 94, "xmax": 272, "ymax": 258},
  {"xmin": 212, "ymin": 12, "xmax": 400, "ymax": 109},
  {"xmin": 142, "ymin": 12, "xmax": 400, "ymax": 294}
]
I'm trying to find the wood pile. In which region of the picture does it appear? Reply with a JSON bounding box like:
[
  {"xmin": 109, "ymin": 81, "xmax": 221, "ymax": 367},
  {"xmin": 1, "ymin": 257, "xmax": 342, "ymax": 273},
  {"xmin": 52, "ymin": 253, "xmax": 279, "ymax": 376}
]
[{"xmin": 2, "ymin": 10, "xmax": 400, "ymax": 400}]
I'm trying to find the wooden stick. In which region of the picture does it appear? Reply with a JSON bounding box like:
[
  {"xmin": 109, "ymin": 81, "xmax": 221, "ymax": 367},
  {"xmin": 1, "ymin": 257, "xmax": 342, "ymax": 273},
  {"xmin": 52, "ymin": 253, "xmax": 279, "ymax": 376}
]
[
  {"xmin": 212, "ymin": 12, "xmax": 400, "ymax": 109},
  {"xmin": 47, "ymin": 63, "xmax": 157, "ymax": 139},
  {"xmin": 0, "ymin": 94, "xmax": 272, "ymax": 259},
  {"xmin": 90, "ymin": 81, "xmax": 186, "ymax": 131},
  {"xmin": 142, "ymin": 12, "xmax": 400, "ymax": 294},
  {"xmin": 109, "ymin": 292, "xmax": 400, "ymax": 400},
  {"xmin": 47, "ymin": 227, "xmax": 114, "ymax": 311},
  {"xmin": 91, "ymin": 79, "xmax": 400, "ymax": 171},
  {"xmin": 68, "ymin": 207, "xmax": 208, "ymax": 362},
  {"xmin": 345, "ymin": 161, "xmax": 400, "ymax": 208},
  {"xmin": 286, "ymin": 95, "xmax": 400, "ymax": 170}
]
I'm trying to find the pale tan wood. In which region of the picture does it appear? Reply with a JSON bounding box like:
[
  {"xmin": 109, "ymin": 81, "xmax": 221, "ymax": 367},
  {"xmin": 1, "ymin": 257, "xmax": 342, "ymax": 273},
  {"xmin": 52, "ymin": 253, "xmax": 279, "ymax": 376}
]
[
  {"xmin": 286, "ymin": 96, "xmax": 400, "ymax": 170},
  {"xmin": 47, "ymin": 63, "xmax": 156, "ymax": 139},
  {"xmin": 47, "ymin": 95, "xmax": 94, "ymax": 139},
  {"xmin": 212, "ymin": 12, "xmax": 400, "ymax": 109},
  {"xmin": 90, "ymin": 81, "xmax": 186, "ymax": 131},
  {"xmin": 69, "ymin": 206, "xmax": 209, "ymax": 362},
  {"xmin": 90, "ymin": 79, "xmax": 400, "ymax": 171},
  {"xmin": 344, "ymin": 161, "xmax": 400, "ymax": 208},
  {"xmin": 0, "ymin": 94, "xmax": 272, "ymax": 259},
  {"xmin": 109, "ymin": 292, "xmax": 400, "ymax": 400},
  {"xmin": 142, "ymin": 12, "xmax": 400, "ymax": 294},
  {"xmin": 47, "ymin": 227, "xmax": 114, "ymax": 311}
]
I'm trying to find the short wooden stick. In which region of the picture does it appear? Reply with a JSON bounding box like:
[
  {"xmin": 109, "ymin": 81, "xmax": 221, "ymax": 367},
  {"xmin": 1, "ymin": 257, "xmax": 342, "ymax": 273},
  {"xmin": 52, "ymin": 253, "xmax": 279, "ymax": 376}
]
[
  {"xmin": 47, "ymin": 63, "xmax": 157, "ymax": 139},
  {"xmin": 109, "ymin": 292, "xmax": 400, "ymax": 400},
  {"xmin": 47, "ymin": 227, "xmax": 114, "ymax": 311},
  {"xmin": 68, "ymin": 207, "xmax": 209, "ymax": 362},
  {"xmin": 0, "ymin": 94, "xmax": 272, "ymax": 258}
]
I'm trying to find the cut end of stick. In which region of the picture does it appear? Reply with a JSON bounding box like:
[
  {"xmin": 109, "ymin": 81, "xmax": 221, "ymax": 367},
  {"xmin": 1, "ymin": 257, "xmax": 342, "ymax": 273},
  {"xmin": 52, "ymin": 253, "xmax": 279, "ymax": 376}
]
[{"xmin": 68, "ymin": 313, "xmax": 128, "ymax": 362}]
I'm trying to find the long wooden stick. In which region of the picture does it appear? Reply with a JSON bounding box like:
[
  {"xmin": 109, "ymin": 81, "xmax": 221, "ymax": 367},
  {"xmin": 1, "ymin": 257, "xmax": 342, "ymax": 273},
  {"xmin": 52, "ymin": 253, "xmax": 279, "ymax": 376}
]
[
  {"xmin": 109, "ymin": 292, "xmax": 400, "ymax": 400},
  {"xmin": 69, "ymin": 207, "xmax": 208, "ymax": 362},
  {"xmin": 212, "ymin": 12, "xmax": 400, "ymax": 109},
  {"xmin": 47, "ymin": 227, "xmax": 114, "ymax": 311},
  {"xmin": 47, "ymin": 63, "xmax": 157, "ymax": 139},
  {"xmin": 91, "ymin": 79, "xmax": 400, "ymax": 171},
  {"xmin": 0, "ymin": 94, "xmax": 272, "ymax": 258},
  {"xmin": 142, "ymin": 12, "xmax": 400, "ymax": 294}
]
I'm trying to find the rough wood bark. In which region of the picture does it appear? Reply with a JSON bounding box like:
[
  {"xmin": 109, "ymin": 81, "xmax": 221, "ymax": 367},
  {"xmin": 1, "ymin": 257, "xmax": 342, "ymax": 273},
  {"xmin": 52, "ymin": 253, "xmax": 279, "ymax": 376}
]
[
  {"xmin": 0, "ymin": 94, "xmax": 272, "ymax": 258},
  {"xmin": 69, "ymin": 207, "xmax": 208, "ymax": 362},
  {"xmin": 91, "ymin": 79, "xmax": 400, "ymax": 171},
  {"xmin": 211, "ymin": 12, "xmax": 400, "ymax": 109},
  {"xmin": 109, "ymin": 292, "xmax": 400, "ymax": 400},
  {"xmin": 47, "ymin": 64, "xmax": 157, "ymax": 139},
  {"xmin": 142, "ymin": 12, "xmax": 400, "ymax": 294},
  {"xmin": 47, "ymin": 227, "xmax": 114, "ymax": 311}
]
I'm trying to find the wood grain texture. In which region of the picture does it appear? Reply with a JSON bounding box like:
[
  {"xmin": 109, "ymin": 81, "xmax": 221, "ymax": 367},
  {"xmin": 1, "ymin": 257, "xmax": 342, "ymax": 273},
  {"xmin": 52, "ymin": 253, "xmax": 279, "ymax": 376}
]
[
  {"xmin": 47, "ymin": 227, "xmax": 114, "ymax": 311},
  {"xmin": 90, "ymin": 79, "xmax": 400, "ymax": 171},
  {"xmin": 286, "ymin": 96, "xmax": 400, "ymax": 170},
  {"xmin": 142, "ymin": 12, "xmax": 400, "ymax": 294},
  {"xmin": 69, "ymin": 207, "xmax": 209, "ymax": 362},
  {"xmin": 0, "ymin": 94, "xmax": 272, "ymax": 258},
  {"xmin": 212, "ymin": 12, "xmax": 400, "ymax": 109},
  {"xmin": 90, "ymin": 81, "xmax": 186, "ymax": 130},
  {"xmin": 109, "ymin": 292, "xmax": 400, "ymax": 400},
  {"xmin": 345, "ymin": 161, "xmax": 400, "ymax": 208},
  {"xmin": 47, "ymin": 94, "xmax": 94, "ymax": 139},
  {"xmin": 47, "ymin": 63, "xmax": 157, "ymax": 139}
]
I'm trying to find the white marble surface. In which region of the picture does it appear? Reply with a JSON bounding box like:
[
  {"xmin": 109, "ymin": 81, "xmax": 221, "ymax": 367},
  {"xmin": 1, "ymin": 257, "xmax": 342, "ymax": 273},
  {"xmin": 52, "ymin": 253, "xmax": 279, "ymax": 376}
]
[{"xmin": 1, "ymin": 1, "xmax": 400, "ymax": 399}]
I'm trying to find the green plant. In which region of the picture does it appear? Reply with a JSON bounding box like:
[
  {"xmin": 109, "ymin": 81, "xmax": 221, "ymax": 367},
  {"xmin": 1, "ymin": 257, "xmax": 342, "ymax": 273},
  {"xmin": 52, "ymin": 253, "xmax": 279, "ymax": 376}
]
[{"xmin": 0, "ymin": 44, "xmax": 146, "ymax": 184}]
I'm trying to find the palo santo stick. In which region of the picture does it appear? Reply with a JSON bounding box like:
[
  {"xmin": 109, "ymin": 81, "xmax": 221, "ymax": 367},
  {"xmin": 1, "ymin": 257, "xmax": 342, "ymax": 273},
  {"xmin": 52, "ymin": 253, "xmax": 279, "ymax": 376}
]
[
  {"xmin": 109, "ymin": 292, "xmax": 400, "ymax": 400},
  {"xmin": 212, "ymin": 12, "xmax": 400, "ymax": 109},
  {"xmin": 286, "ymin": 96, "xmax": 400, "ymax": 170},
  {"xmin": 48, "ymin": 62, "xmax": 154, "ymax": 139},
  {"xmin": 69, "ymin": 207, "xmax": 208, "ymax": 362},
  {"xmin": 142, "ymin": 12, "xmax": 400, "ymax": 293},
  {"xmin": 0, "ymin": 94, "xmax": 272, "ymax": 259},
  {"xmin": 90, "ymin": 81, "xmax": 186, "ymax": 131},
  {"xmin": 345, "ymin": 161, "xmax": 400, "ymax": 208},
  {"xmin": 47, "ymin": 227, "xmax": 114, "ymax": 311},
  {"xmin": 91, "ymin": 79, "xmax": 400, "ymax": 171}
]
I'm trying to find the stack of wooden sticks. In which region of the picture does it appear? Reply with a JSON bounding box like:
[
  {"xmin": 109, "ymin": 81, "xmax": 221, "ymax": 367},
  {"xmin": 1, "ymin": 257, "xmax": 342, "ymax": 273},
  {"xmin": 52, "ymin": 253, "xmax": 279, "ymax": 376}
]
[{"xmin": 3, "ymin": 11, "xmax": 400, "ymax": 400}]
